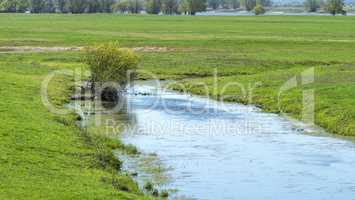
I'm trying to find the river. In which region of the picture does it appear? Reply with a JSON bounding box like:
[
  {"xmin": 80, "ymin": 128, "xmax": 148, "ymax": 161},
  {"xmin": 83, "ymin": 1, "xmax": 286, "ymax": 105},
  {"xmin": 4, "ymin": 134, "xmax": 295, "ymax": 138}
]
[
  {"xmin": 78, "ymin": 82, "xmax": 355, "ymax": 200},
  {"xmin": 121, "ymin": 82, "xmax": 355, "ymax": 200}
]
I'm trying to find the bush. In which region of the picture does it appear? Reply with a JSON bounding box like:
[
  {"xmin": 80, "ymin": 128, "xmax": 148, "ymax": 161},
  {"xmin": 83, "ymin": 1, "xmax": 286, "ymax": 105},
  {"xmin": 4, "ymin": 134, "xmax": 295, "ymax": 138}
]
[
  {"xmin": 85, "ymin": 43, "xmax": 139, "ymax": 87},
  {"xmin": 253, "ymin": 4, "xmax": 265, "ymax": 15}
]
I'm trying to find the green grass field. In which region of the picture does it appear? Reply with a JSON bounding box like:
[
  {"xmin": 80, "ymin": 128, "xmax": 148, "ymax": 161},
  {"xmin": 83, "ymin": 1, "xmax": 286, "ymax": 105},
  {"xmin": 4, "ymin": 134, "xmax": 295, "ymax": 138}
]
[
  {"xmin": 0, "ymin": 52, "xmax": 150, "ymax": 199},
  {"xmin": 0, "ymin": 14, "xmax": 354, "ymax": 199}
]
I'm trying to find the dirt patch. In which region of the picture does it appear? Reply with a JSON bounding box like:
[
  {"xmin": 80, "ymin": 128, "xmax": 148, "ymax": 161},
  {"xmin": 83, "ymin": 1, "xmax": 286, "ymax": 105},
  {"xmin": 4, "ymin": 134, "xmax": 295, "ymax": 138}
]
[
  {"xmin": 131, "ymin": 46, "xmax": 170, "ymax": 52},
  {"xmin": 0, "ymin": 46, "xmax": 172, "ymax": 53},
  {"xmin": 0, "ymin": 46, "xmax": 83, "ymax": 53}
]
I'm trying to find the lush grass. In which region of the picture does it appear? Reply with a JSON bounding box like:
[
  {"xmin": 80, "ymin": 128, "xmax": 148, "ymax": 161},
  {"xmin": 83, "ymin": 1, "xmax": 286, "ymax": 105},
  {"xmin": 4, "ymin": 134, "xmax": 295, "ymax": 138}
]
[{"xmin": 0, "ymin": 52, "xmax": 149, "ymax": 200}]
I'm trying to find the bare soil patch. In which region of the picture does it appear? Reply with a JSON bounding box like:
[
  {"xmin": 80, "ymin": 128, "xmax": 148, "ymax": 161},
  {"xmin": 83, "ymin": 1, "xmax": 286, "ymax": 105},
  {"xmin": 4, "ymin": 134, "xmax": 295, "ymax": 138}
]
[{"xmin": 0, "ymin": 46, "xmax": 172, "ymax": 53}]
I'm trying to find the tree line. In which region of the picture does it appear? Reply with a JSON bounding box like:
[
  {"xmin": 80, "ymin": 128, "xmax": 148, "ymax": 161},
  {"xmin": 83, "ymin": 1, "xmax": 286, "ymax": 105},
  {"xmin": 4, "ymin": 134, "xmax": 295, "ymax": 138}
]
[
  {"xmin": 0, "ymin": 0, "xmax": 116, "ymax": 13},
  {"xmin": 0, "ymin": 0, "xmax": 347, "ymax": 15},
  {"xmin": 304, "ymin": 0, "xmax": 346, "ymax": 15},
  {"xmin": 0, "ymin": 0, "xmax": 274, "ymax": 15}
]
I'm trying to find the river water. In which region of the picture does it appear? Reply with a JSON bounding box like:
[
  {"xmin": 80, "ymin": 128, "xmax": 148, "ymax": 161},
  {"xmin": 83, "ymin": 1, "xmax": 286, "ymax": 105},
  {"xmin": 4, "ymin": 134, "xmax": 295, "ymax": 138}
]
[{"xmin": 80, "ymin": 82, "xmax": 355, "ymax": 200}]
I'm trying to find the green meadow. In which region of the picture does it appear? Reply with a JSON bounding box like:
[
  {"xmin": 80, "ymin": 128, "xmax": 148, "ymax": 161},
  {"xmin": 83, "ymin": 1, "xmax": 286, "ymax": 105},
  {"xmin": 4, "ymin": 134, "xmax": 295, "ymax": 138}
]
[
  {"xmin": 0, "ymin": 14, "xmax": 354, "ymax": 198},
  {"xmin": 0, "ymin": 52, "xmax": 151, "ymax": 199}
]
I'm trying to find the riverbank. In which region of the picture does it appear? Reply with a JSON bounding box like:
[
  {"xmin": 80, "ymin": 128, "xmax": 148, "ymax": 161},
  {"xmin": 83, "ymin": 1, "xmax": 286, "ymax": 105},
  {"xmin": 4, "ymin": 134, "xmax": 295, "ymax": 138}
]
[
  {"xmin": 0, "ymin": 52, "xmax": 149, "ymax": 199},
  {"xmin": 167, "ymin": 63, "xmax": 354, "ymax": 136}
]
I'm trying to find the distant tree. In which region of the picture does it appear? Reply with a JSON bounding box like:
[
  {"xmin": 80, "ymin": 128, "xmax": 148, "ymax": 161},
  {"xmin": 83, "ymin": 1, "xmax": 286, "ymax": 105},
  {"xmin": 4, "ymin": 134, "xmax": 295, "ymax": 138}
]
[
  {"xmin": 55, "ymin": 0, "xmax": 67, "ymax": 12},
  {"xmin": 44, "ymin": 0, "xmax": 55, "ymax": 12},
  {"xmin": 240, "ymin": 0, "xmax": 255, "ymax": 11},
  {"xmin": 241, "ymin": 0, "xmax": 269, "ymax": 11},
  {"xmin": 220, "ymin": 0, "xmax": 230, "ymax": 8},
  {"xmin": 100, "ymin": 0, "xmax": 115, "ymax": 12},
  {"xmin": 127, "ymin": 0, "xmax": 143, "ymax": 13},
  {"xmin": 113, "ymin": 0, "xmax": 129, "ymax": 12},
  {"xmin": 145, "ymin": 0, "xmax": 161, "ymax": 14},
  {"xmin": 305, "ymin": 0, "xmax": 321, "ymax": 12},
  {"xmin": 179, "ymin": 0, "xmax": 206, "ymax": 15},
  {"xmin": 178, "ymin": 0, "xmax": 189, "ymax": 14},
  {"xmin": 324, "ymin": 0, "xmax": 346, "ymax": 15},
  {"xmin": 252, "ymin": 3, "xmax": 264, "ymax": 15},
  {"xmin": 229, "ymin": 0, "xmax": 240, "ymax": 9},
  {"xmin": 161, "ymin": 0, "xmax": 178, "ymax": 14},
  {"xmin": 87, "ymin": 0, "xmax": 101, "ymax": 12},
  {"xmin": 68, "ymin": 0, "xmax": 88, "ymax": 13},
  {"xmin": 0, "ymin": 0, "xmax": 29, "ymax": 12},
  {"xmin": 208, "ymin": 0, "xmax": 219, "ymax": 9},
  {"xmin": 18, "ymin": 0, "xmax": 30, "ymax": 11},
  {"xmin": 0, "ymin": 0, "xmax": 14, "ymax": 12},
  {"xmin": 30, "ymin": 0, "xmax": 46, "ymax": 13},
  {"xmin": 192, "ymin": 0, "xmax": 207, "ymax": 15}
]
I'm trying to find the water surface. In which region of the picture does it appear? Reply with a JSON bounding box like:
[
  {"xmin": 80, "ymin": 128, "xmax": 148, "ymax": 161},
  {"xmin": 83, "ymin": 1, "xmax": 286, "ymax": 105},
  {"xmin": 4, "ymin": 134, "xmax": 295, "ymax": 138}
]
[{"xmin": 119, "ymin": 83, "xmax": 355, "ymax": 200}]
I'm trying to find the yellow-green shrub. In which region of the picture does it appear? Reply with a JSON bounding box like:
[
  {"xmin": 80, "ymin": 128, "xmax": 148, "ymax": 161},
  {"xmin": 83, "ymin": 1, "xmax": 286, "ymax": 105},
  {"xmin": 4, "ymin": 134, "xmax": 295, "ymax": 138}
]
[{"xmin": 85, "ymin": 43, "xmax": 139, "ymax": 86}]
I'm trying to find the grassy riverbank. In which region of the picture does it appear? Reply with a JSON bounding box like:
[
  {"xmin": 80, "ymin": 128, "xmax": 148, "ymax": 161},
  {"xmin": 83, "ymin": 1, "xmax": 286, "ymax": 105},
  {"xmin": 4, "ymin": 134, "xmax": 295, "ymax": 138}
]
[
  {"xmin": 168, "ymin": 64, "xmax": 355, "ymax": 135},
  {"xmin": 0, "ymin": 52, "xmax": 149, "ymax": 199}
]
